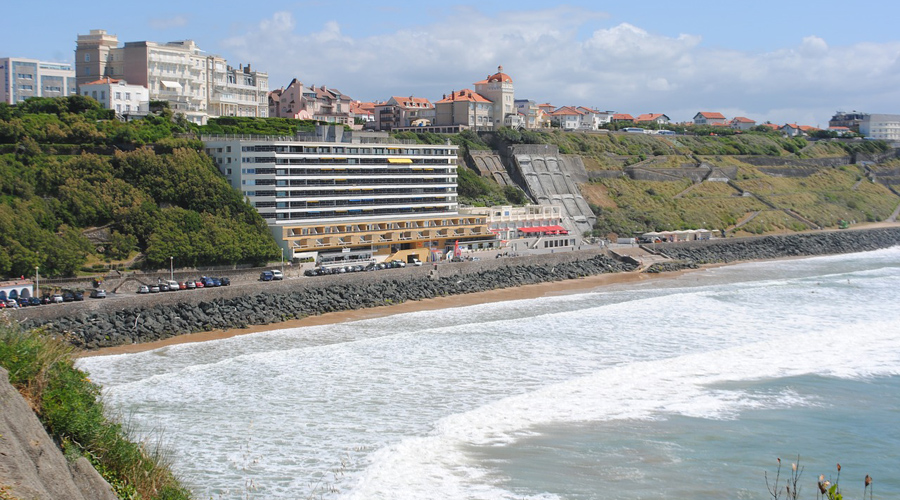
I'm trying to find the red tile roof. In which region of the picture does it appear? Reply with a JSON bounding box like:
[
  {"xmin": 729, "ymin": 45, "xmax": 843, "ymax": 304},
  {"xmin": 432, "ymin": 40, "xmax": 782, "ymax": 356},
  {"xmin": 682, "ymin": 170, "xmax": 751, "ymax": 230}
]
[
  {"xmin": 762, "ymin": 123, "xmax": 781, "ymax": 130},
  {"xmin": 551, "ymin": 106, "xmax": 585, "ymax": 116},
  {"xmin": 388, "ymin": 96, "xmax": 433, "ymax": 109},
  {"xmin": 83, "ymin": 77, "xmax": 121, "ymax": 85},
  {"xmin": 611, "ymin": 113, "xmax": 634, "ymax": 121},
  {"xmin": 634, "ymin": 113, "xmax": 667, "ymax": 122},
  {"xmin": 435, "ymin": 89, "xmax": 492, "ymax": 104},
  {"xmin": 697, "ymin": 112, "xmax": 726, "ymax": 119},
  {"xmin": 731, "ymin": 116, "xmax": 755, "ymax": 123}
]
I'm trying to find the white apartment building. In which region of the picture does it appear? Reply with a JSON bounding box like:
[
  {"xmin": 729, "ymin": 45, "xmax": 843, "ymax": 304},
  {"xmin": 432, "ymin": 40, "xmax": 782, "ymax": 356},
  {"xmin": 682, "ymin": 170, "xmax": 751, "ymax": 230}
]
[
  {"xmin": 75, "ymin": 29, "xmax": 267, "ymax": 124},
  {"xmin": 0, "ymin": 57, "xmax": 76, "ymax": 104},
  {"xmin": 203, "ymin": 126, "xmax": 495, "ymax": 262},
  {"xmin": 79, "ymin": 77, "xmax": 149, "ymax": 117},
  {"xmin": 860, "ymin": 114, "xmax": 900, "ymax": 141}
]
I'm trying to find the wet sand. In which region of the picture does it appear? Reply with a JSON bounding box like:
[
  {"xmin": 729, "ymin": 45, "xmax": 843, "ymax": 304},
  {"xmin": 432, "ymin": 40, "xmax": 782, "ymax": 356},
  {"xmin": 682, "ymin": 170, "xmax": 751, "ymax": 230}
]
[{"xmin": 82, "ymin": 266, "xmax": 702, "ymax": 358}]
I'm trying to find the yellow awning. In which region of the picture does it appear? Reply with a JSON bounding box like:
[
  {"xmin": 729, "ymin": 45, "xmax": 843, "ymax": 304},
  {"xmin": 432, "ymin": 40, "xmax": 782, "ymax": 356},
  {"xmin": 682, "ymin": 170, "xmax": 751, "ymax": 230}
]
[{"xmin": 388, "ymin": 158, "xmax": 413, "ymax": 164}]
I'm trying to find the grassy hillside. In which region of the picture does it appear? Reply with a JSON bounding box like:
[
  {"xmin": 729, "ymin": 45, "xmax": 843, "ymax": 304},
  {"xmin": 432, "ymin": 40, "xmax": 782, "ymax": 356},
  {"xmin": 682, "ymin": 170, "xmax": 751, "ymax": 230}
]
[{"xmin": 0, "ymin": 97, "xmax": 279, "ymax": 278}]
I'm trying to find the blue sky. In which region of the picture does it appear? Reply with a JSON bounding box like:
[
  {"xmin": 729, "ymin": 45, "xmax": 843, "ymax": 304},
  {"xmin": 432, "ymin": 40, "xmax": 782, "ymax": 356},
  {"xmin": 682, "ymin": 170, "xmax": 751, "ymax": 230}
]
[{"xmin": 5, "ymin": 1, "xmax": 900, "ymax": 125}]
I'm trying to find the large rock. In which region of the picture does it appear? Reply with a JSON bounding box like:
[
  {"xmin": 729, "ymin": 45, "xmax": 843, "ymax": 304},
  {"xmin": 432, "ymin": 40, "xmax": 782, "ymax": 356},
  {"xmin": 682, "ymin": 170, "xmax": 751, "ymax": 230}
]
[{"xmin": 0, "ymin": 367, "xmax": 118, "ymax": 500}]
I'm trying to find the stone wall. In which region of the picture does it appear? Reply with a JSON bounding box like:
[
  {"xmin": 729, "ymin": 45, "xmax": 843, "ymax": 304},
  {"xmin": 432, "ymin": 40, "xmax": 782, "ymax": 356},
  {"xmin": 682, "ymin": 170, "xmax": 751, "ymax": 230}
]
[
  {"xmin": 654, "ymin": 227, "xmax": 900, "ymax": 263},
  {"xmin": 18, "ymin": 251, "xmax": 634, "ymax": 350}
]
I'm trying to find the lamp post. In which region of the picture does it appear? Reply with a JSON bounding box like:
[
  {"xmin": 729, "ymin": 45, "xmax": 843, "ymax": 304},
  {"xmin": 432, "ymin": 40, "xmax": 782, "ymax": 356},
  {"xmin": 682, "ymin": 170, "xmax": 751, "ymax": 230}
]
[
  {"xmin": 280, "ymin": 248, "xmax": 284, "ymax": 276},
  {"xmin": 34, "ymin": 266, "xmax": 39, "ymax": 298},
  {"xmin": 169, "ymin": 256, "xmax": 174, "ymax": 281}
]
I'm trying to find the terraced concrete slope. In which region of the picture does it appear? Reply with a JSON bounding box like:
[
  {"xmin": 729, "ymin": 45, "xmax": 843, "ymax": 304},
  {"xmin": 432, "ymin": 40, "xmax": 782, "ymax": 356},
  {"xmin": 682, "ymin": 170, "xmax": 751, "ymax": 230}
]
[
  {"xmin": 509, "ymin": 145, "xmax": 596, "ymax": 235},
  {"xmin": 469, "ymin": 150, "xmax": 515, "ymax": 186}
]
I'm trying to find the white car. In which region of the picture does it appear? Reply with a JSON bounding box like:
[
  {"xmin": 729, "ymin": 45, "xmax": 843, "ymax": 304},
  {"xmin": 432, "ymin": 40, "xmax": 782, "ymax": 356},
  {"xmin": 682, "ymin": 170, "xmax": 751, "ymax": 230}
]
[
  {"xmin": 411, "ymin": 258, "xmax": 423, "ymax": 266},
  {"xmin": 271, "ymin": 270, "xmax": 284, "ymax": 280},
  {"xmin": 137, "ymin": 285, "xmax": 150, "ymax": 294}
]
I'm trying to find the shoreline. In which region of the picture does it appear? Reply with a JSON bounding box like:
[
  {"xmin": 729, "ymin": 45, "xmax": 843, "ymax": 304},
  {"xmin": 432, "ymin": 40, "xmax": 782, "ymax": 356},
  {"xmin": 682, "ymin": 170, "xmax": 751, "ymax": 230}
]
[{"xmin": 82, "ymin": 266, "xmax": 699, "ymax": 357}]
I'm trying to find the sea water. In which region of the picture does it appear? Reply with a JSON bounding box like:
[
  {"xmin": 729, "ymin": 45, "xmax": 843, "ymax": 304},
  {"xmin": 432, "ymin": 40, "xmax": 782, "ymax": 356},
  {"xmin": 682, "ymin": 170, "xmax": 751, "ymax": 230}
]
[{"xmin": 78, "ymin": 248, "xmax": 900, "ymax": 499}]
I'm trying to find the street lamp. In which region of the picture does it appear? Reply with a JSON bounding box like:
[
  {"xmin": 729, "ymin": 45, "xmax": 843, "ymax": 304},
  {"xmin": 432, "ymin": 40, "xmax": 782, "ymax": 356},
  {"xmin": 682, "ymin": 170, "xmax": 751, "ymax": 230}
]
[
  {"xmin": 170, "ymin": 256, "xmax": 174, "ymax": 281},
  {"xmin": 280, "ymin": 248, "xmax": 284, "ymax": 275},
  {"xmin": 34, "ymin": 266, "xmax": 39, "ymax": 298}
]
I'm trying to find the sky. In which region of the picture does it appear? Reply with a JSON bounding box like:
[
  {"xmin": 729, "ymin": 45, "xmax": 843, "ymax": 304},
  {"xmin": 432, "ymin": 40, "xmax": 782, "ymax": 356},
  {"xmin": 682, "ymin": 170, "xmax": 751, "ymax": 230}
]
[{"xmin": 4, "ymin": 0, "xmax": 900, "ymax": 126}]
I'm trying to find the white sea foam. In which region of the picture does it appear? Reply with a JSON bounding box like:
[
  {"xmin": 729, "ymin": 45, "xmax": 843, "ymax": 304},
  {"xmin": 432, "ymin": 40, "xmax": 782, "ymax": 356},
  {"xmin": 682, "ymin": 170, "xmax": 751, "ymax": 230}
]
[{"xmin": 76, "ymin": 249, "xmax": 900, "ymax": 499}]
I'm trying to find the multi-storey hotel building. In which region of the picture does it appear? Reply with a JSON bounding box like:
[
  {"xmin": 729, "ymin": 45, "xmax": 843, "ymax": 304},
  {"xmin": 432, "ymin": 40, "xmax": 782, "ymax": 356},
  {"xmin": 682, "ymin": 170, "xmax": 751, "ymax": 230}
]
[
  {"xmin": 203, "ymin": 126, "xmax": 496, "ymax": 264},
  {"xmin": 0, "ymin": 57, "xmax": 76, "ymax": 104}
]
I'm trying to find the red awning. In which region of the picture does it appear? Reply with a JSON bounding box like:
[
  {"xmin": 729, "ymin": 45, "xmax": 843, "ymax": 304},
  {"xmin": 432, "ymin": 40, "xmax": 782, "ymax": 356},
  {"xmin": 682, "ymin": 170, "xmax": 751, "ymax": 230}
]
[{"xmin": 517, "ymin": 225, "xmax": 569, "ymax": 235}]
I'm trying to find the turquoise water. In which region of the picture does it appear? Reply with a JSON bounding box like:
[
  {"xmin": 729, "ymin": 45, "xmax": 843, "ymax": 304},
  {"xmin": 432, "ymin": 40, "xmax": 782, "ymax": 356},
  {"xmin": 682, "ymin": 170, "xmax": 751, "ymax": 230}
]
[{"xmin": 79, "ymin": 248, "xmax": 900, "ymax": 499}]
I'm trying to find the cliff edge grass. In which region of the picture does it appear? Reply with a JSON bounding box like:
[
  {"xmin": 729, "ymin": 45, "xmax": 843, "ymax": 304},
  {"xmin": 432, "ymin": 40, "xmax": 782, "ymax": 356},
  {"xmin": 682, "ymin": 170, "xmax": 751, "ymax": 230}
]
[{"xmin": 0, "ymin": 322, "xmax": 193, "ymax": 500}]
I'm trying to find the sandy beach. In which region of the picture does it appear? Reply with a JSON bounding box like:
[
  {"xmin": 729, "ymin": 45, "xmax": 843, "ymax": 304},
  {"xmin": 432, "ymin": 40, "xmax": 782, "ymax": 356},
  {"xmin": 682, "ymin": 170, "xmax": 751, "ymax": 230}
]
[{"xmin": 82, "ymin": 266, "xmax": 701, "ymax": 357}]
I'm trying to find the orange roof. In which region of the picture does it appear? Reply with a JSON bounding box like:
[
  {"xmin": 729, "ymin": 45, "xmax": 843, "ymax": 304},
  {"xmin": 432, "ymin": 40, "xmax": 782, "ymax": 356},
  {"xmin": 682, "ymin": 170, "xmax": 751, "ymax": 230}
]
[
  {"xmin": 487, "ymin": 65, "xmax": 512, "ymax": 84},
  {"xmin": 732, "ymin": 116, "xmax": 755, "ymax": 123},
  {"xmin": 577, "ymin": 106, "xmax": 601, "ymax": 114},
  {"xmin": 83, "ymin": 77, "xmax": 121, "ymax": 85},
  {"xmin": 551, "ymin": 106, "xmax": 585, "ymax": 116},
  {"xmin": 634, "ymin": 113, "xmax": 666, "ymax": 122},
  {"xmin": 798, "ymin": 125, "xmax": 819, "ymax": 132},
  {"xmin": 388, "ymin": 96, "xmax": 433, "ymax": 109},
  {"xmin": 762, "ymin": 123, "xmax": 781, "ymax": 130},
  {"xmin": 611, "ymin": 113, "xmax": 634, "ymax": 120},
  {"xmin": 697, "ymin": 112, "xmax": 726, "ymax": 119},
  {"xmin": 435, "ymin": 89, "xmax": 492, "ymax": 104},
  {"xmin": 783, "ymin": 123, "xmax": 800, "ymax": 129}
]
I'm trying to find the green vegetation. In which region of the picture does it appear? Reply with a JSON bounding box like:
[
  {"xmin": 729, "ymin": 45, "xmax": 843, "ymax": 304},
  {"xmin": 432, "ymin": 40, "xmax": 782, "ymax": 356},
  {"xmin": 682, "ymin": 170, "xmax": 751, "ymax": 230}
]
[
  {"xmin": 199, "ymin": 116, "xmax": 320, "ymax": 136},
  {"xmin": 0, "ymin": 323, "xmax": 192, "ymax": 499},
  {"xmin": 0, "ymin": 96, "xmax": 279, "ymax": 277}
]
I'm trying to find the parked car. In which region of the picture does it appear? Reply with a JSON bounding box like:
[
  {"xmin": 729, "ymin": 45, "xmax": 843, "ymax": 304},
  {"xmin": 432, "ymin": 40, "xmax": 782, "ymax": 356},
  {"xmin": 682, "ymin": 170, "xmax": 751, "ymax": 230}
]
[
  {"xmin": 260, "ymin": 271, "xmax": 274, "ymax": 281},
  {"xmin": 219, "ymin": 277, "xmax": 231, "ymax": 286},
  {"xmin": 73, "ymin": 291, "xmax": 84, "ymax": 301},
  {"xmin": 184, "ymin": 281, "xmax": 196, "ymax": 290},
  {"xmin": 6, "ymin": 299, "xmax": 19, "ymax": 308},
  {"xmin": 194, "ymin": 280, "xmax": 204, "ymax": 288},
  {"xmin": 137, "ymin": 285, "xmax": 150, "ymax": 294},
  {"xmin": 159, "ymin": 283, "xmax": 170, "ymax": 292},
  {"xmin": 62, "ymin": 292, "xmax": 75, "ymax": 302},
  {"xmin": 29, "ymin": 297, "xmax": 42, "ymax": 306},
  {"xmin": 17, "ymin": 297, "xmax": 30, "ymax": 307},
  {"xmin": 51, "ymin": 293, "xmax": 64, "ymax": 303},
  {"xmin": 149, "ymin": 285, "xmax": 160, "ymax": 293},
  {"xmin": 410, "ymin": 258, "xmax": 423, "ymax": 266},
  {"xmin": 90, "ymin": 289, "xmax": 107, "ymax": 299},
  {"xmin": 166, "ymin": 280, "xmax": 180, "ymax": 291},
  {"xmin": 271, "ymin": 270, "xmax": 284, "ymax": 280}
]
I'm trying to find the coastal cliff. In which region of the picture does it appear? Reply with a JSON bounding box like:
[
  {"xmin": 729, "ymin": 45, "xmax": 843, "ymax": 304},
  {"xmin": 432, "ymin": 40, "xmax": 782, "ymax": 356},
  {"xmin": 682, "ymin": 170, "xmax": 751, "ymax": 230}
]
[
  {"xmin": 0, "ymin": 367, "xmax": 118, "ymax": 500},
  {"xmin": 16, "ymin": 226, "xmax": 900, "ymax": 350}
]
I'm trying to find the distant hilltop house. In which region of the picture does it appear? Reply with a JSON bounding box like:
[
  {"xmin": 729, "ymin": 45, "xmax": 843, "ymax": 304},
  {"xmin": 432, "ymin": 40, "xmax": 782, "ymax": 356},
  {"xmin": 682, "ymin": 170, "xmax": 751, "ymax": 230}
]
[
  {"xmin": 729, "ymin": 116, "xmax": 756, "ymax": 131},
  {"xmin": 693, "ymin": 112, "xmax": 727, "ymax": 126},
  {"xmin": 611, "ymin": 113, "xmax": 634, "ymax": 123},
  {"xmin": 75, "ymin": 29, "xmax": 269, "ymax": 124},
  {"xmin": 78, "ymin": 77, "xmax": 150, "ymax": 118},
  {"xmin": 634, "ymin": 113, "xmax": 670, "ymax": 125},
  {"xmin": 781, "ymin": 124, "xmax": 820, "ymax": 137},
  {"xmin": 268, "ymin": 78, "xmax": 364, "ymax": 127},
  {"xmin": 829, "ymin": 111, "xmax": 867, "ymax": 133},
  {"xmin": 434, "ymin": 89, "xmax": 494, "ymax": 131},
  {"xmin": 373, "ymin": 95, "xmax": 434, "ymax": 131}
]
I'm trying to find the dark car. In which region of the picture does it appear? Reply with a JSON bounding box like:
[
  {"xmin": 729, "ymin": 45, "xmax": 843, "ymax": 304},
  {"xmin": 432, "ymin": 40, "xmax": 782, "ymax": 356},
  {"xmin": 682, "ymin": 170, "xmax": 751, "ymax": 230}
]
[
  {"xmin": 62, "ymin": 292, "xmax": 75, "ymax": 302},
  {"xmin": 259, "ymin": 271, "xmax": 274, "ymax": 281},
  {"xmin": 219, "ymin": 277, "xmax": 231, "ymax": 286},
  {"xmin": 29, "ymin": 297, "xmax": 42, "ymax": 306},
  {"xmin": 17, "ymin": 297, "xmax": 31, "ymax": 307},
  {"xmin": 73, "ymin": 291, "xmax": 84, "ymax": 301}
]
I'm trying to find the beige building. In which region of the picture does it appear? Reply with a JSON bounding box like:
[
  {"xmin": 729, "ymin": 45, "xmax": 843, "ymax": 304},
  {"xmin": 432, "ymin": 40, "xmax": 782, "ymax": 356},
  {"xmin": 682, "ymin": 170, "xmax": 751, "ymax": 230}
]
[
  {"xmin": 373, "ymin": 96, "xmax": 434, "ymax": 131},
  {"xmin": 75, "ymin": 29, "xmax": 268, "ymax": 124},
  {"xmin": 434, "ymin": 89, "xmax": 494, "ymax": 130}
]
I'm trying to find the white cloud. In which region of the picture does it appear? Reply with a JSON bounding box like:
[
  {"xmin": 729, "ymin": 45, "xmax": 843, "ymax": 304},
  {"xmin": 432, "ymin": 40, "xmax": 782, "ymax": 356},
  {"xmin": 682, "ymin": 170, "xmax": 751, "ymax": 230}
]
[
  {"xmin": 148, "ymin": 15, "xmax": 189, "ymax": 30},
  {"xmin": 220, "ymin": 8, "xmax": 900, "ymax": 125}
]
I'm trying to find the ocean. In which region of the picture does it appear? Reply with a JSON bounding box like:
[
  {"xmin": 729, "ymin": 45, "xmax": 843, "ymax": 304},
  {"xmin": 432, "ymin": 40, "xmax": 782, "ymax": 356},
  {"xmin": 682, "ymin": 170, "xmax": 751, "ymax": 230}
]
[{"xmin": 78, "ymin": 248, "xmax": 900, "ymax": 499}]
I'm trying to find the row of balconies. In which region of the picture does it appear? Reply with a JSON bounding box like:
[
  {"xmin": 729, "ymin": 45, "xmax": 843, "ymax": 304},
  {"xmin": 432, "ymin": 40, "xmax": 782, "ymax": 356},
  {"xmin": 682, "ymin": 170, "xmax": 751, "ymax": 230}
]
[
  {"xmin": 268, "ymin": 197, "xmax": 453, "ymax": 208},
  {"xmin": 272, "ymin": 178, "xmax": 456, "ymax": 187},
  {"xmin": 273, "ymin": 206, "xmax": 454, "ymax": 221},
  {"xmin": 289, "ymin": 226, "xmax": 489, "ymax": 249}
]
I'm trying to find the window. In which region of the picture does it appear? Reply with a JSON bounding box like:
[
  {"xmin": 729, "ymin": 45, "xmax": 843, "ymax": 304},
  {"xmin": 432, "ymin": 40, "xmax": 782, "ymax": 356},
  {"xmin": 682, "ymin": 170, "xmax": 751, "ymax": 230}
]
[
  {"xmin": 18, "ymin": 73, "xmax": 33, "ymax": 80},
  {"xmin": 115, "ymin": 92, "xmax": 121, "ymax": 99},
  {"xmin": 116, "ymin": 104, "xmax": 121, "ymax": 113},
  {"xmin": 19, "ymin": 84, "xmax": 33, "ymax": 91},
  {"xmin": 125, "ymin": 104, "xmax": 131, "ymax": 112},
  {"xmin": 84, "ymin": 54, "xmax": 90, "ymax": 62},
  {"xmin": 125, "ymin": 92, "xmax": 130, "ymax": 100}
]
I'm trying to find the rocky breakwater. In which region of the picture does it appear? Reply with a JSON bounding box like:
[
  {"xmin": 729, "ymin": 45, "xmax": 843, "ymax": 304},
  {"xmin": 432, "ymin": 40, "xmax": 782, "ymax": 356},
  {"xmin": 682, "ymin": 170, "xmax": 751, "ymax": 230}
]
[
  {"xmin": 18, "ymin": 252, "xmax": 634, "ymax": 350},
  {"xmin": 656, "ymin": 226, "xmax": 900, "ymax": 264}
]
